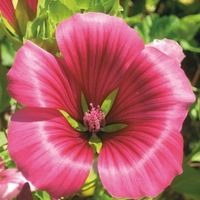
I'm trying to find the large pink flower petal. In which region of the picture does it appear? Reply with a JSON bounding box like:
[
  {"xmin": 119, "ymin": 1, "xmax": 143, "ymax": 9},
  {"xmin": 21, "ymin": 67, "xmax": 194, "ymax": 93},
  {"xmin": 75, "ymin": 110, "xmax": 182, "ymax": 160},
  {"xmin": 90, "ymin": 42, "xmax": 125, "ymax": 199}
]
[
  {"xmin": 98, "ymin": 45, "xmax": 195, "ymax": 198},
  {"xmin": 8, "ymin": 107, "xmax": 94, "ymax": 198},
  {"xmin": 7, "ymin": 41, "xmax": 82, "ymax": 120},
  {"xmin": 107, "ymin": 46, "xmax": 195, "ymax": 127},
  {"xmin": 98, "ymin": 124, "xmax": 183, "ymax": 198},
  {"xmin": 56, "ymin": 12, "xmax": 144, "ymax": 106}
]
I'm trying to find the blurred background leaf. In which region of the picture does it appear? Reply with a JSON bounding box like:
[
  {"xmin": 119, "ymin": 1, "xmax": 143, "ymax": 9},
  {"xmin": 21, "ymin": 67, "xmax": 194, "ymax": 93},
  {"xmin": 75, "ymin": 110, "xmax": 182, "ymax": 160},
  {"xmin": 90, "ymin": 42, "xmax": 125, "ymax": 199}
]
[{"xmin": 171, "ymin": 163, "xmax": 200, "ymax": 200}]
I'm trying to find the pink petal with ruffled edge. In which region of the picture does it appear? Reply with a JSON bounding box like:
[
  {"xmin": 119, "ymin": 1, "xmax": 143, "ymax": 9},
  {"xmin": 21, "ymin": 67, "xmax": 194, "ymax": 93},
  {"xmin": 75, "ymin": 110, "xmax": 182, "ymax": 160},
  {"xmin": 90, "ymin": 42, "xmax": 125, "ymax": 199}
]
[
  {"xmin": 147, "ymin": 38, "xmax": 185, "ymax": 63},
  {"xmin": 7, "ymin": 41, "xmax": 82, "ymax": 120},
  {"xmin": 0, "ymin": 0, "xmax": 15, "ymax": 25},
  {"xmin": 107, "ymin": 46, "xmax": 194, "ymax": 125},
  {"xmin": 99, "ymin": 125, "xmax": 183, "ymax": 198},
  {"xmin": 98, "ymin": 45, "xmax": 195, "ymax": 198},
  {"xmin": 56, "ymin": 12, "xmax": 144, "ymax": 106},
  {"xmin": 8, "ymin": 107, "xmax": 94, "ymax": 198}
]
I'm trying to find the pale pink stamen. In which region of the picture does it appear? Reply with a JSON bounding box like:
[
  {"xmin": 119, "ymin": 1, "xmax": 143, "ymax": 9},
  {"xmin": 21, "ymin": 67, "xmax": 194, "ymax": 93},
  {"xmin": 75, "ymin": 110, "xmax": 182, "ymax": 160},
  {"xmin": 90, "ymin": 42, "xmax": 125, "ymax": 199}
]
[{"xmin": 83, "ymin": 103, "xmax": 106, "ymax": 133}]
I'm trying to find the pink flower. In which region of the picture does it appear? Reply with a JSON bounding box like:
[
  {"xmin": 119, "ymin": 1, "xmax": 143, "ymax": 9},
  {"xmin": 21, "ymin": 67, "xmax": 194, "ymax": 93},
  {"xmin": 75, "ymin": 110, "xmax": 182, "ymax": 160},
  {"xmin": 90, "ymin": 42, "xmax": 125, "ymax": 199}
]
[
  {"xmin": 0, "ymin": 0, "xmax": 15, "ymax": 26},
  {"xmin": 0, "ymin": 159, "xmax": 28, "ymax": 200},
  {"xmin": 147, "ymin": 38, "xmax": 185, "ymax": 63},
  {"xmin": 24, "ymin": 0, "xmax": 38, "ymax": 14},
  {"xmin": 0, "ymin": 0, "xmax": 38, "ymax": 34},
  {"xmin": 7, "ymin": 13, "xmax": 195, "ymax": 199}
]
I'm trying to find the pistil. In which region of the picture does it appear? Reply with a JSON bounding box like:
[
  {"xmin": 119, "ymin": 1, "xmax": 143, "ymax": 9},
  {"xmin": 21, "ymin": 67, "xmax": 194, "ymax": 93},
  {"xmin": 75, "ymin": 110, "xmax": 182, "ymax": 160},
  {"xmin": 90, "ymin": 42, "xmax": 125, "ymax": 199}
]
[{"xmin": 83, "ymin": 103, "xmax": 106, "ymax": 133}]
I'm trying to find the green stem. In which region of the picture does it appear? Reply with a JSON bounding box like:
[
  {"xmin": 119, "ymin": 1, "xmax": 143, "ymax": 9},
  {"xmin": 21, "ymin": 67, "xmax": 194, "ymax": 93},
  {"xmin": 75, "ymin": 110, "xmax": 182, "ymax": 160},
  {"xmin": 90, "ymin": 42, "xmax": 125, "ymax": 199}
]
[
  {"xmin": 123, "ymin": 0, "xmax": 130, "ymax": 18},
  {"xmin": 0, "ymin": 116, "xmax": 7, "ymax": 139},
  {"xmin": 192, "ymin": 64, "xmax": 200, "ymax": 87}
]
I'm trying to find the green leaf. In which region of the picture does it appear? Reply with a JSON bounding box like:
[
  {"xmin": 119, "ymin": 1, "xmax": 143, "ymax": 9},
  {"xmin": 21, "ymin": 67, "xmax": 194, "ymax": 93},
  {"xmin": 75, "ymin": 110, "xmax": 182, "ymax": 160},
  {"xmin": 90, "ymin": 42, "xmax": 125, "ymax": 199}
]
[
  {"xmin": 179, "ymin": 14, "xmax": 200, "ymax": 41},
  {"xmin": 1, "ymin": 37, "xmax": 16, "ymax": 66},
  {"xmin": 140, "ymin": 198, "xmax": 154, "ymax": 200},
  {"xmin": 189, "ymin": 95, "xmax": 200, "ymax": 120},
  {"xmin": 101, "ymin": 88, "xmax": 118, "ymax": 116},
  {"xmin": 59, "ymin": 110, "xmax": 86, "ymax": 132},
  {"xmin": 33, "ymin": 190, "xmax": 51, "ymax": 200},
  {"xmin": 96, "ymin": 193, "xmax": 112, "ymax": 200},
  {"xmin": 0, "ymin": 66, "xmax": 11, "ymax": 113},
  {"xmin": 75, "ymin": 0, "xmax": 93, "ymax": 10},
  {"xmin": 135, "ymin": 14, "xmax": 180, "ymax": 43},
  {"xmin": 125, "ymin": 14, "xmax": 143, "ymax": 27},
  {"xmin": 180, "ymin": 39, "xmax": 200, "ymax": 53},
  {"xmin": 171, "ymin": 163, "xmax": 200, "ymax": 200},
  {"xmin": 0, "ymin": 147, "xmax": 15, "ymax": 168},
  {"xmin": 190, "ymin": 151, "xmax": 200, "ymax": 162},
  {"xmin": 60, "ymin": 0, "xmax": 80, "ymax": 12},
  {"xmin": 86, "ymin": 0, "xmax": 123, "ymax": 16},
  {"xmin": 49, "ymin": 0, "xmax": 74, "ymax": 25},
  {"xmin": 188, "ymin": 141, "xmax": 200, "ymax": 162},
  {"xmin": 101, "ymin": 123, "xmax": 127, "ymax": 133},
  {"xmin": 0, "ymin": 131, "xmax": 7, "ymax": 146},
  {"xmin": 0, "ymin": 15, "xmax": 22, "ymax": 49},
  {"xmin": 25, "ymin": 13, "xmax": 50, "ymax": 39},
  {"xmin": 107, "ymin": 0, "xmax": 123, "ymax": 16},
  {"xmin": 75, "ymin": 0, "xmax": 122, "ymax": 16},
  {"xmin": 81, "ymin": 92, "xmax": 89, "ymax": 113}
]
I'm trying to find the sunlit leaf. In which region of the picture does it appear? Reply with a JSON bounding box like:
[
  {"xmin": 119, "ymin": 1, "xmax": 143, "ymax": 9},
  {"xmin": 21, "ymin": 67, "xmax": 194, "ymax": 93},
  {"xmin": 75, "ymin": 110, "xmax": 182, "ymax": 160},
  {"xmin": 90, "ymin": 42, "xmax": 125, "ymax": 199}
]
[
  {"xmin": 49, "ymin": 0, "xmax": 74, "ymax": 24},
  {"xmin": 75, "ymin": 0, "xmax": 93, "ymax": 10},
  {"xmin": 190, "ymin": 152, "xmax": 200, "ymax": 162},
  {"xmin": 0, "ymin": 131, "xmax": 7, "ymax": 146},
  {"xmin": 80, "ymin": 166, "xmax": 97, "ymax": 197},
  {"xmin": 75, "ymin": 0, "xmax": 122, "ymax": 16},
  {"xmin": 60, "ymin": 0, "xmax": 80, "ymax": 12},
  {"xmin": 25, "ymin": 13, "xmax": 50, "ymax": 39},
  {"xmin": 33, "ymin": 190, "xmax": 51, "ymax": 200}
]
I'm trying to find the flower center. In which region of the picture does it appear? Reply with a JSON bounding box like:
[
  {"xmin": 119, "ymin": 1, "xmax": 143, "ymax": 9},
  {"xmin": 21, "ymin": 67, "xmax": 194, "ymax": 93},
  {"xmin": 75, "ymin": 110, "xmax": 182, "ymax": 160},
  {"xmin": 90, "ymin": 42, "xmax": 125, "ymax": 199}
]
[{"xmin": 83, "ymin": 103, "xmax": 106, "ymax": 133}]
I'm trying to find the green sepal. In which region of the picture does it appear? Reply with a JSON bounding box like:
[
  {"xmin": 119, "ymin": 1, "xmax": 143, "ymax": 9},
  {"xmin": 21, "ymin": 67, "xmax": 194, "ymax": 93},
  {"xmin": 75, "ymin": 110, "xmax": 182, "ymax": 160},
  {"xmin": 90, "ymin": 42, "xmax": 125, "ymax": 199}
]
[
  {"xmin": 81, "ymin": 92, "xmax": 89, "ymax": 113},
  {"xmin": 59, "ymin": 110, "xmax": 86, "ymax": 132},
  {"xmin": 89, "ymin": 134, "xmax": 102, "ymax": 154},
  {"xmin": 101, "ymin": 124, "xmax": 127, "ymax": 133},
  {"xmin": 101, "ymin": 88, "xmax": 118, "ymax": 116}
]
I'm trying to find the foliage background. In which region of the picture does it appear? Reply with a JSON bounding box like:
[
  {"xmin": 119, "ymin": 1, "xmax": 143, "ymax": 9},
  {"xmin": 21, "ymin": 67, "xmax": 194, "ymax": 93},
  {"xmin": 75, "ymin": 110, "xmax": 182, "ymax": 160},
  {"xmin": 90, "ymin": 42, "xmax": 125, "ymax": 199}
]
[{"xmin": 0, "ymin": 0, "xmax": 200, "ymax": 199}]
